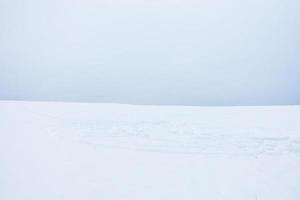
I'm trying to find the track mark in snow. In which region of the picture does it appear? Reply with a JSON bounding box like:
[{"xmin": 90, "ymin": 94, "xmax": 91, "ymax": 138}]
[{"xmin": 48, "ymin": 119, "xmax": 300, "ymax": 156}]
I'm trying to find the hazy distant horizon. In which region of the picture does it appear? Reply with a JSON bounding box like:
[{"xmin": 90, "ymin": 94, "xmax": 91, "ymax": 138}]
[
  {"xmin": 1, "ymin": 0, "xmax": 299, "ymax": 106},
  {"xmin": 1, "ymin": 97, "xmax": 300, "ymax": 107}
]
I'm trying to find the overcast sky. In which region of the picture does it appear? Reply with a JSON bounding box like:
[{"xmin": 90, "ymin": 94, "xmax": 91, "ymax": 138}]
[{"xmin": 0, "ymin": 0, "xmax": 299, "ymax": 105}]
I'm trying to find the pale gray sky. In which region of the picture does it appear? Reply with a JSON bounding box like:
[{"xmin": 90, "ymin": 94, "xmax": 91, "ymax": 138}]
[{"xmin": 0, "ymin": 0, "xmax": 299, "ymax": 105}]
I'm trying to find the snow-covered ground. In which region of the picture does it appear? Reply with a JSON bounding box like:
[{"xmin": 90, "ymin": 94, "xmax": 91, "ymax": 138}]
[{"xmin": 1, "ymin": 101, "xmax": 300, "ymax": 199}]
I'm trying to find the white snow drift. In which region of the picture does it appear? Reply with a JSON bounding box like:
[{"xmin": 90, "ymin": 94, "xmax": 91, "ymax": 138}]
[{"xmin": 1, "ymin": 101, "xmax": 300, "ymax": 199}]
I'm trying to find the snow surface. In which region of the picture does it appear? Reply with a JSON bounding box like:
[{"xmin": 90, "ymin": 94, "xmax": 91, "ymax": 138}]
[{"xmin": 1, "ymin": 101, "xmax": 300, "ymax": 199}]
